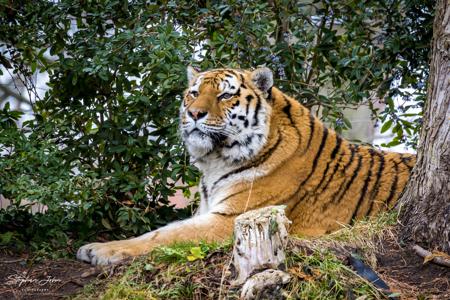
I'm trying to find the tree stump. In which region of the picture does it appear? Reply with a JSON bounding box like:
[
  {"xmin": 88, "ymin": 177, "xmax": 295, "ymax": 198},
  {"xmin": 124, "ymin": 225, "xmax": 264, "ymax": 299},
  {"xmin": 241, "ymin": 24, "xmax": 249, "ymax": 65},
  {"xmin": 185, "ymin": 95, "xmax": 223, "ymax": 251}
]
[
  {"xmin": 232, "ymin": 205, "xmax": 291, "ymax": 298},
  {"xmin": 241, "ymin": 269, "xmax": 292, "ymax": 300}
]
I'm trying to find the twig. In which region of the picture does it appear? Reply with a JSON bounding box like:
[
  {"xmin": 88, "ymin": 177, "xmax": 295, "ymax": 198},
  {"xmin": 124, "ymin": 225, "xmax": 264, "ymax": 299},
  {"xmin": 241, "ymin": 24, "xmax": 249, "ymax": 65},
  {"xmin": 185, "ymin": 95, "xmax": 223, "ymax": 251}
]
[
  {"xmin": 243, "ymin": 167, "xmax": 256, "ymax": 213},
  {"xmin": 218, "ymin": 252, "xmax": 234, "ymax": 300},
  {"xmin": 0, "ymin": 258, "xmax": 25, "ymax": 263},
  {"xmin": 412, "ymin": 244, "xmax": 450, "ymax": 268}
]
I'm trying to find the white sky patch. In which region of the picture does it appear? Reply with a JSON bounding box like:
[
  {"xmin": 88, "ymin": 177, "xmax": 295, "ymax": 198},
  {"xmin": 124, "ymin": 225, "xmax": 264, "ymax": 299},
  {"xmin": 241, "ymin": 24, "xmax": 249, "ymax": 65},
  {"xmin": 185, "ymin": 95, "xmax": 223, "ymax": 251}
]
[{"xmin": 373, "ymin": 86, "xmax": 420, "ymax": 154}]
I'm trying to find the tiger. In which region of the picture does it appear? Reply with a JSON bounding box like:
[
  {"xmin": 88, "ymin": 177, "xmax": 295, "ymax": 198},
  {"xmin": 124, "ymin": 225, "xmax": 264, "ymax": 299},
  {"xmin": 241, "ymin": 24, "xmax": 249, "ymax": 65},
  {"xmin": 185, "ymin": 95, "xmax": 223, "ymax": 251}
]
[{"xmin": 77, "ymin": 66, "xmax": 416, "ymax": 265}]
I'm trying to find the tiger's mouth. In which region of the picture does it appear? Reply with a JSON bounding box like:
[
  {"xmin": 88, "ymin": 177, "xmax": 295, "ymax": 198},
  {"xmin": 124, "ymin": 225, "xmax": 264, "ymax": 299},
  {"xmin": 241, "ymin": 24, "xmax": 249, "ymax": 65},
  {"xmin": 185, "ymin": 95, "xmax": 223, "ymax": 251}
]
[
  {"xmin": 187, "ymin": 127, "xmax": 227, "ymax": 146},
  {"xmin": 182, "ymin": 124, "xmax": 228, "ymax": 160},
  {"xmin": 188, "ymin": 128, "xmax": 202, "ymax": 135}
]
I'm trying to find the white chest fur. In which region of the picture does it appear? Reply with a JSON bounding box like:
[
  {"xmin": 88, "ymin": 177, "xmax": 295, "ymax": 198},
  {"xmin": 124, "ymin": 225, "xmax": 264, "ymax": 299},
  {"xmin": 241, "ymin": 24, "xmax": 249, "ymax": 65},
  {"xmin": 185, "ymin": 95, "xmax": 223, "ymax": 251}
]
[{"xmin": 196, "ymin": 154, "xmax": 268, "ymax": 215}]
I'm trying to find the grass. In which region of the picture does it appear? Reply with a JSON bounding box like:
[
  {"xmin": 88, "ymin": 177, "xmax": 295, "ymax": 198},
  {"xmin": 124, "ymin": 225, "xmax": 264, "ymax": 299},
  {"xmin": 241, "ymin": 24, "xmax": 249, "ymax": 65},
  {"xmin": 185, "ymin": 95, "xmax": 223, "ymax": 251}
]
[
  {"xmin": 291, "ymin": 211, "xmax": 398, "ymax": 268},
  {"xmin": 73, "ymin": 240, "xmax": 237, "ymax": 300},
  {"xmin": 73, "ymin": 211, "xmax": 398, "ymax": 300},
  {"xmin": 284, "ymin": 248, "xmax": 386, "ymax": 299}
]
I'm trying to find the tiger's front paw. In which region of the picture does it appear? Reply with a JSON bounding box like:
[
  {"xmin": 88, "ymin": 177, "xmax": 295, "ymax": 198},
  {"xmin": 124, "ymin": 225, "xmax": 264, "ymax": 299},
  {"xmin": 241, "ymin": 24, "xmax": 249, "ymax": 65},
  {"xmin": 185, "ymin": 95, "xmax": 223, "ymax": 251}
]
[{"xmin": 77, "ymin": 241, "xmax": 139, "ymax": 266}]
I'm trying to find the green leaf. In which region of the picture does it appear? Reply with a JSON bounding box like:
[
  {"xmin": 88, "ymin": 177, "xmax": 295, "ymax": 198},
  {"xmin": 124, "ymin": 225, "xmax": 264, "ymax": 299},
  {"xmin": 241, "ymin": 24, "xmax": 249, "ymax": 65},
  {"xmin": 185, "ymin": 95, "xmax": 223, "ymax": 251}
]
[
  {"xmin": 101, "ymin": 218, "xmax": 112, "ymax": 230},
  {"xmin": 388, "ymin": 293, "xmax": 402, "ymax": 298},
  {"xmin": 342, "ymin": 117, "xmax": 353, "ymax": 129},
  {"xmin": 0, "ymin": 232, "xmax": 14, "ymax": 244},
  {"xmin": 187, "ymin": 246, "xmax": 205, "ymax": 261},
  {"xmin": 381, "ymin": 120, "xmax": 393, "ymax": 133}
]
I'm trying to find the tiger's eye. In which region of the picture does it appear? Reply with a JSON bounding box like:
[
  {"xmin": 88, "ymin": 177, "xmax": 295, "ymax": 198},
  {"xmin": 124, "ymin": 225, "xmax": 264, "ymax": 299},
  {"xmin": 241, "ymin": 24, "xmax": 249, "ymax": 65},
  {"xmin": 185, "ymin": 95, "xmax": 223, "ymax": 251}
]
[
  {"xmin": 219, "ymin": 93, "xmax": 233, "ymax": 100},
  {"xmin": 191, "ymin": 91, "xmax": 199, "ymax": 97}
]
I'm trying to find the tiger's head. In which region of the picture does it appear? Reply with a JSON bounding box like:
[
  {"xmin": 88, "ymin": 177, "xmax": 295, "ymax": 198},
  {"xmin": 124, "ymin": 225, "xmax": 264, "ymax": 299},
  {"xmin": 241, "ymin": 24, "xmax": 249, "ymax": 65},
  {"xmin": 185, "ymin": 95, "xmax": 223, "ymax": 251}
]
[{"xmin": 180, "ymin": 67, "xmax": 273, "ymax": 165}]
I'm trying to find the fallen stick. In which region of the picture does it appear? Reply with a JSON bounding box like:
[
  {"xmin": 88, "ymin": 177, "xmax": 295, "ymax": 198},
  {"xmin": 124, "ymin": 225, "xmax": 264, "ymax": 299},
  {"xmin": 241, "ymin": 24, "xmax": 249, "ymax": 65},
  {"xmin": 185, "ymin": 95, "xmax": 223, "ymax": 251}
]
[
  {"xmin": 0, "ymin": 259, "xmax": 25, "ymax": 264},
  {"xmin": 412, "ymin": 244, "xmax": 450, "ymax": 268}
]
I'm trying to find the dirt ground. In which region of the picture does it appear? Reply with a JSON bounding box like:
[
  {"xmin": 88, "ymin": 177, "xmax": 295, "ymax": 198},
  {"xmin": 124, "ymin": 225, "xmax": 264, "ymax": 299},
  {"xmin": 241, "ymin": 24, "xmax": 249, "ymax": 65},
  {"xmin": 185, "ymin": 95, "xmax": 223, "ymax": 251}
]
[
  {"xmin": 376, "ymin": 236, "xmax": 450, "ymax": 300},
  {"xmin": 0, "ymin": 251, "xmax": 97, "ymax": 300},
  {"xmin": 0, "ymin": 235, "xmax": 449, "ymax": 300}
]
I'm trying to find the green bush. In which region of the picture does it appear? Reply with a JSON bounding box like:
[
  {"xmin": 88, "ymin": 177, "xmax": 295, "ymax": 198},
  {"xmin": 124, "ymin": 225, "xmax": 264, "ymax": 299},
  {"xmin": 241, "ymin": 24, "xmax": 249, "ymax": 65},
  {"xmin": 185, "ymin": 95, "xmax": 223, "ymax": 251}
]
[{"xmin": 0, "ymin": 0, "xmax": 433, "ymax": 254}]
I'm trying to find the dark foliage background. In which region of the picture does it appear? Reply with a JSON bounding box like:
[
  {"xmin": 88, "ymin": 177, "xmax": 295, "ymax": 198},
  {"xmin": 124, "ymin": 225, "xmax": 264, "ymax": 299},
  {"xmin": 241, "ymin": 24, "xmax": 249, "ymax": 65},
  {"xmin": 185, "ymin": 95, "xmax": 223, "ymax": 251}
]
[{"xmin": 0, "ymin": 0, "xmax": 433, "ymax": 256}]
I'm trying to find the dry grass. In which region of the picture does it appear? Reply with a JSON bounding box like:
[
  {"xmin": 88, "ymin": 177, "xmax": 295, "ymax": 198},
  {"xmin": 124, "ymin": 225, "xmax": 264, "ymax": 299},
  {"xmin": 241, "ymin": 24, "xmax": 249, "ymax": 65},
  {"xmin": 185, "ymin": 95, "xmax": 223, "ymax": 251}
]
[
  {"xmin": 74, "ymin": 212, "xmax": 399, "ymax": 300},
  {"xmin": 291, "ymin": 211, "xmax": 398, "ymax": 268}
]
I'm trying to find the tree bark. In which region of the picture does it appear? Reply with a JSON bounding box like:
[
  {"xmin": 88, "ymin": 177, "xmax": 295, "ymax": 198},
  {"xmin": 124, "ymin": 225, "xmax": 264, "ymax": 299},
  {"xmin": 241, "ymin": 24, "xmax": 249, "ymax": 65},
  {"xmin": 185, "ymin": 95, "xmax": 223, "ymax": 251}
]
[
  {"xmin": 399, "ymin": 0, "xmax": 450, "ymax": 253},
  {"xmin": 240, "ymin": 269, "xmax": 291, "ymax": 300},
  {"xmin": 232, "ymin": 205, "xmax": 291, "ymax": 285}
]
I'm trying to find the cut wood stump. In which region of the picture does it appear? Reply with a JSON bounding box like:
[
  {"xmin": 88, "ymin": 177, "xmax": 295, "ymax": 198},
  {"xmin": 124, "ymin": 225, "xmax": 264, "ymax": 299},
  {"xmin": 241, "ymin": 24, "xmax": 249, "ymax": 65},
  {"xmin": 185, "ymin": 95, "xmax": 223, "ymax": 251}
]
[
  {"xmin": 232, "ymin": 205, "xmax": 292, "ymax": 299},
  {"xmin": 241, "ymin": 269, "xmax": 291, "ymax": 300}
]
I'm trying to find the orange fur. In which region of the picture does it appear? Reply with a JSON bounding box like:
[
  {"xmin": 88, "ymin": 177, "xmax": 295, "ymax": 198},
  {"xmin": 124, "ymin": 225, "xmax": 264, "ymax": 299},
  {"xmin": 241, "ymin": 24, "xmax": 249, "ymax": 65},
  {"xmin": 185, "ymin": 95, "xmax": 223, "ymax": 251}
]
[{"xmin": 77, "ymin": 67, "xmax": 416, "ymax": 265}]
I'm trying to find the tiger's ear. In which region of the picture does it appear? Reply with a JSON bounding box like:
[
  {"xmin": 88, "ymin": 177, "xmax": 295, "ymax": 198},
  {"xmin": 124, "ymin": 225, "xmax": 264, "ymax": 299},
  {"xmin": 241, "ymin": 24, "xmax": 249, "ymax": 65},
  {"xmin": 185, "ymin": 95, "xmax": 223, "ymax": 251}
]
[
  {"xmin": 187, "ymin": 66, "xmax": 199, "ymax": 84},
  {"xmin": 251, "ymin": 67, "xmax": 273, "ymax": 93}
]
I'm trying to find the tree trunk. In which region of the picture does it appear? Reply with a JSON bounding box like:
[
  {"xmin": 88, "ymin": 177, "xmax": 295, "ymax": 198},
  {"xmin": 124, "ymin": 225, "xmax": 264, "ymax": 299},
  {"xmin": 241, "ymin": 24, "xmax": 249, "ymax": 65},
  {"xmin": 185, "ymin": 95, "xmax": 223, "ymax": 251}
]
[{"xmin": 399, "ymin": 0, "xmax": 450, "ymax": 253}]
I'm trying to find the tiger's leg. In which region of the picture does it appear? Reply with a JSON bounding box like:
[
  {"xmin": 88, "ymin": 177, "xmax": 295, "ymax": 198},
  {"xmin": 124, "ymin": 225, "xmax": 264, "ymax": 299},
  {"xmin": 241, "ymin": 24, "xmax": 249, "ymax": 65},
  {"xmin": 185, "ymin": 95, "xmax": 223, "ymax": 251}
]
[{"xmin": 76, "ymin": 213, "xmax": 234, "ymax": 265}]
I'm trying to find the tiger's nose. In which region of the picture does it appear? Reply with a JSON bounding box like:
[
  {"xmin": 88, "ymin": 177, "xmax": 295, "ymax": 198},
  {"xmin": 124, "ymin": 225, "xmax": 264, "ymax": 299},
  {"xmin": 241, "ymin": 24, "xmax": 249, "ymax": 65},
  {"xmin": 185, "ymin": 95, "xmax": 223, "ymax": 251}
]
[{"xmin": 188, "ymin": 109, "xmax": 208, "ymax": 121}]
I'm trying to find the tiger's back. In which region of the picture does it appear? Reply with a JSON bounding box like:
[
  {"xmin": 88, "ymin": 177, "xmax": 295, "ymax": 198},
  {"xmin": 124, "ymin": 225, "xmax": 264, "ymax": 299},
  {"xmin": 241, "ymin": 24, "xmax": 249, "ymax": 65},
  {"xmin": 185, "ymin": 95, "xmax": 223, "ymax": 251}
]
[
  {"xmin": 182, "ymin": 67, "xmax": 416, "ymax": 236},
  {"xmin": 271, "ymin": 89, "xmax": 415, "ymax": 234}
]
